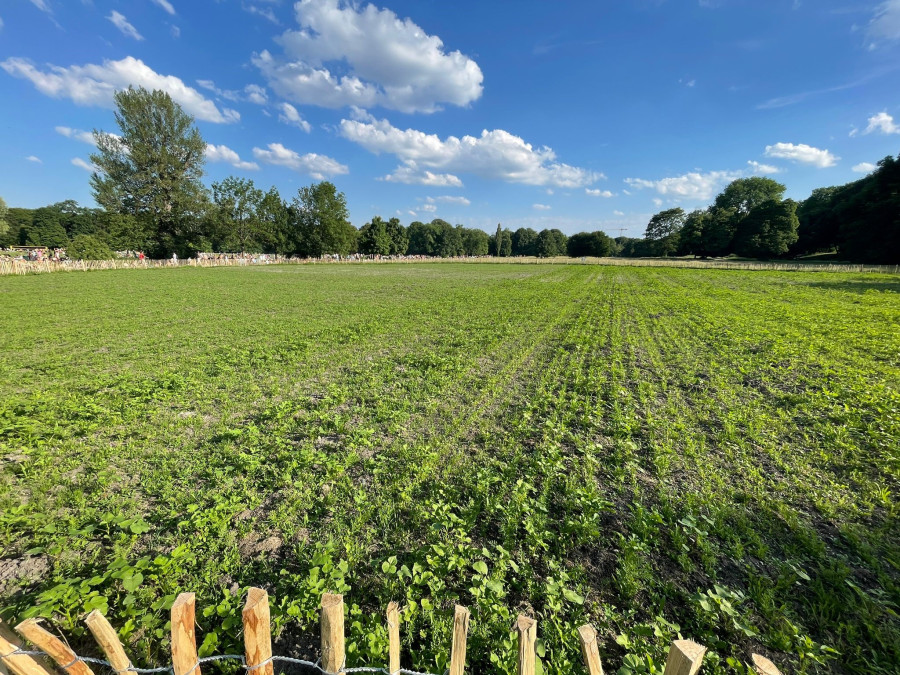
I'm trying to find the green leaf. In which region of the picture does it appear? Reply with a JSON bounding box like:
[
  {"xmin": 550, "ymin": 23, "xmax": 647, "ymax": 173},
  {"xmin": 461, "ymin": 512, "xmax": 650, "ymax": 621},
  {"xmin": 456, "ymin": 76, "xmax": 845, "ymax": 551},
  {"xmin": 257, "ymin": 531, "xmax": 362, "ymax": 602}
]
[
  {"xmin": 472, "ymin": 561, "xmax": 488, "ymax": 575},
  {"xmin": 562, "ymin": 588, "xmax": 584, "ymax": 604},
  {"xmin": 122, "ymin": 572, "xmax": 144, "ymax": 592}
]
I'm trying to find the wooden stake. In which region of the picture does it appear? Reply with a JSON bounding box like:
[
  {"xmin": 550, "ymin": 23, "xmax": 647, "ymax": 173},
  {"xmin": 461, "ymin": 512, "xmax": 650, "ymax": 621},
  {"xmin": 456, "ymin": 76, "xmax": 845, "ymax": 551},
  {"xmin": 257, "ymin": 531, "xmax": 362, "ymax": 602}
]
[
  {"xmin": 171, "ymin": 593, "xmax": 200, "ymax": 675},
  {"xmin": 577, "ymin": 625, "xmax": 604, "ymax": 675},
  {"xmin": 751, "ymin": 654, "xmax": 782, "ymax": 675},
  {"xmin": 0, "ymin": 620, "xmax": 54, "ymax": 675},
  {"xmin": 85, "ymin": 611, "xmax": 131, "ymax": 674},
  {"xmin": 448, "ymin": 605, "xmax": 470, "ymax": 675},
  {"xmin": 243, "ymin": 588, "xmax": 273, "ymax": 675},
  {"xmin": 320, "ymin": 594, "xmax": 345, "ymax": 675},
  {"xmin": 15, "ymin": 619, "xmax": 94, "ymax": 675},
  {"xmin": 515, "ymin": 616, "xmax": 536, "ymax": 675},
  {"xmin": 662, "ymin": 640, "xmax": 706, "ymax": 675},
  {"xmin": 386, "ymin": 602, "xmax": 400, "ymax": 675}
]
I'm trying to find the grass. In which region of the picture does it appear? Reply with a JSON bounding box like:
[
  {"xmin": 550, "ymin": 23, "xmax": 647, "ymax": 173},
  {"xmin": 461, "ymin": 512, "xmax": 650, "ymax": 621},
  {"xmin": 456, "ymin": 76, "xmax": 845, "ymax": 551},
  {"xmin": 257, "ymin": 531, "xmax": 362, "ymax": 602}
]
[{"xmin": 0, "ymin": 263, "xmax": 897, "ymax": 675}]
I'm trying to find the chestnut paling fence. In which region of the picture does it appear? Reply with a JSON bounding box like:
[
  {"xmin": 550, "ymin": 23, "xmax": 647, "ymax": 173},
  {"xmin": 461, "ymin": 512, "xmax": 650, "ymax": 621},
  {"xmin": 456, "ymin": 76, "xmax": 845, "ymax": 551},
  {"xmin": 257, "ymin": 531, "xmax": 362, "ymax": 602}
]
[
  {"xmin": 1, "ymin": 256, "xmax": 898, "ymax": 277},
  {"xmin": 0, "ymin": 589, "xmax": 786, "ymax": 675}
]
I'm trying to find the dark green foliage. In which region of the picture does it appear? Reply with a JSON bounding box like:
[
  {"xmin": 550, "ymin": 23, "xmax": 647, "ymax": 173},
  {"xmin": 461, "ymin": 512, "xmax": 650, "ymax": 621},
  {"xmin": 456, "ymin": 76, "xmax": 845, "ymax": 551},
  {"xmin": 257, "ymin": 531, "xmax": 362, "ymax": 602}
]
[
  {"xmin": 289, "ymin": 182, "xmax": 357, "ymax": 257},
  {"xmin": 90, "ymin": 87, "xmax": 208, "ymax": 256},
  {"xmin": 27, "ymin": 207, "xmax": 69, "ymax": 248},
  {"xmin": 677, "ymin": 210, "xmax": 711, "ymax": 257},
  {"xmin": 406, "ymin": 219, "xmax": 487, "ymax": 257},
  {"xmin": 566, "ymin": 231, "xmax": 612, "ymax": 257},
  {"xmin": 462, "ymin": 227, "xmax": 489, "ymax": 256},
  {"xmin": 793, "ymin": 154, "xmax": 900, "ymax": 263},
  {"xmin": 358, "ymin": 217, "xmax": 408, "ymax": 255},
  {"xmin": 534, "ymin": 228, "xmax": 568, "ymax": 257},
  {"xmin": 512, "ymin": 227, "xmax": 538, "ymax": 256},
  {"xmin": 733, "ymin": 199, "xmax": 799, "ymax": 258},
  {"xmin": 211, "ymin": 177, "xmax": 266, "ymax": 253},
  {"xmin": 66, "ymin": 234, "xmax": 116, "ymax": 260},
  {"xmin": 615, "ymin": 237, "xmax": 653, "ymax": 257},
  {"xmin": 713, "ymin": 177, "xmax": 786, "ymax": 217},
  {"xmin": 644, "ymin": 208, "xmax": 685, "ymax": 256}
]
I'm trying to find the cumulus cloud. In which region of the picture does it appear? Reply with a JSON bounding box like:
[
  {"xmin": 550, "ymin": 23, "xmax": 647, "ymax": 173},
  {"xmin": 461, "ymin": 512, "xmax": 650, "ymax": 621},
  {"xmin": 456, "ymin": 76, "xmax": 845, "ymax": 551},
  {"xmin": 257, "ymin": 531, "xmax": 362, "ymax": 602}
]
[
  {"xmin": 383, "ymin": 164, "xmax": 463, "ymax": 187},
  {"xmin": 26, "ymin": 155, "xmax": 42, "ymax": 163},
  {"xmin": 863, "ymin": 111, "xmax": 900, "ymax": 134},
  {"xmin": 421, "ymin": 203, "xmax": 437, "ymax": 213},
  {"xmin": 108, "ymin": 11, "xmax": 143, "ymax": 40},
  {"xmin": 151, "ymin": 0, "xmax": 176, "ymax": 15},
  {"xmin": 71, "ymin": 157, "xmax": 96, "ymax": 172},
  {"xmin": 252, "ymin": 142, "xmax": 348, "ymax": 179},
  {"xmin": 533, "ymin": 203, "xmax": 551, "ymax": 210},
  {"xmin": 586, "ymin": 188, "xmax": 614, "ymax": 197},
  {"xmin": 429, "ymin": 195, "xmax": 470, "ymax": 206},
  {"xmin": 196, "ymin": 79, "xmax": 268, "ymax": 105},
  {"xmin": 277, "ymin": 102, "xmax": 311, "ymax": 131},
  {"xmin": 205, "ymin": 144, "xmax": 260, "ymax": 170},
  {"xmin": 253, "ymin": 0, "xmax": 483, "ymax": 113},
  {"xmin": 625, "ymin": 170, "xmax": 742, "ymax": 201},
  {"xmin": 613, "ymin": 210, "xmax": 625, "ymax": 216},
  {"xmin": 56, "ymin": 126, "xmax": 96, "ymax": 144},
  {"xmin": 1, "ymin": 56, "xmax": 240, "ymax": 123},
  {"xmin": 868, "ymin": 1, "xmax": 900, "ymax": 46},
  {"xmin": 852, "ymin": 162, "xmax": 877, "ymax": 173},
  {"xmin": 340, "ymin": 115, "xmax": 601, "ymax": 188},
  {"xmin": 747, "ymin": 160, "xmax": 782, "ymax": 174},
  {"xmin": 764, "ymin": 142, "xmax": 838, "ymax": 167}
]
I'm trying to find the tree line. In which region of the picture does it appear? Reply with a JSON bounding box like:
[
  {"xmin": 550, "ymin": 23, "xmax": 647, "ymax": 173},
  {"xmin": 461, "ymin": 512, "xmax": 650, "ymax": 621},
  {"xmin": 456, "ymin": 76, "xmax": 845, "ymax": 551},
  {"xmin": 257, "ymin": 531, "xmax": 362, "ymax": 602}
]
[
  {"xmin": 2, "ymin": 86, "xmax": 896, "ymax": 263},
  {"xmin": 622, "ymin": 158, "xmax": 899, "ymax": 264}
]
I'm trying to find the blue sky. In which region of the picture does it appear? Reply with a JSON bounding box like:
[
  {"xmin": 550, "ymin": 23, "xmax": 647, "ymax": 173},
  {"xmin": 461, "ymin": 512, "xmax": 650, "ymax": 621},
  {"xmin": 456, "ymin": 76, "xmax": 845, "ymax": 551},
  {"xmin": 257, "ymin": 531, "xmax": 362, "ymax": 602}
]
[{"xmin": 2, "ymin": 0, "xmax": 899, "ymax": 236}]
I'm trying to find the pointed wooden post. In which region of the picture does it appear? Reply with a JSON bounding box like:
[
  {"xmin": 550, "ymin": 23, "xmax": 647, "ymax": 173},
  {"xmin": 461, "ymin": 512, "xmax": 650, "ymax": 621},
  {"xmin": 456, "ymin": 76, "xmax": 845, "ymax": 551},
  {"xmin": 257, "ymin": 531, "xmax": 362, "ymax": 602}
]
[
  {"xmin": 15, "ymin": 619, "xmax": 94, "ymax": 675},
  {"xmin": 448, "ymin": 605, "xmax": 470, "ymax": 675},
  {"xmin": 243, "ymin": 588, "xmax": 273, "ymax": 675},
  {"xmin": 0, "ymin": 620, "xmax": 55, "ymax": 675},
  {"xmin": 751, "ymin": 654, "xmax": 782, "ymax": 675},
  {"xmin": 171, "ymin": 593, "xmax": 200, "ymax": 675},
  {"xmin": 85, "ymin": 611, "xmax": 132, "ymax": 673},
  {"xmin": 386, "ymin": 602, "xmax": 400, "ymax": 675},
  {"xmin": 515, "ymin": 615, "xmax": 536, "ymax": 675},
  {"xmin": 577, "ymin": 625, "xmax": 604, "ymax": 675},
  {"xmin": 662, "ymin": 640, "xmax": 706, "ymax": 675},
  {"xmin": 320, "ymin": 594, "xmax": 345, "ymax": 674}
]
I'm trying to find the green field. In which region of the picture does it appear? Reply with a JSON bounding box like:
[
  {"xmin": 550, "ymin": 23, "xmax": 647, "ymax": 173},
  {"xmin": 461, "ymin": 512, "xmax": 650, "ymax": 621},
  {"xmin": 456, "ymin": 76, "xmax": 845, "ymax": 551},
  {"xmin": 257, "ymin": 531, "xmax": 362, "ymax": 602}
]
[{"xmin": 1, "ymin": 264, "xmax": 898, "ymax": 675}]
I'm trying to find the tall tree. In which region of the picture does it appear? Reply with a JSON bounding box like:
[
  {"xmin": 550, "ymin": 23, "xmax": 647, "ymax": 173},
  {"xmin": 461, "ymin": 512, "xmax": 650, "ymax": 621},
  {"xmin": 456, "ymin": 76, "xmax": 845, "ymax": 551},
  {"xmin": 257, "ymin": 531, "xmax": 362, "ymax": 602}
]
[
  {"xmin": 0, "ymin": 197, "xmax": 8, "ymax": 244},
  {"xmin": 384, "ymin": 217, "xmax": 408, "ymax": 254},
  {"xmin": 494, "ymin": 223, "xmax": 503, "ymax": 256},
  {"xmin": 644, "ymin": 207, "xmax": 685, "ymax": 256},
  {"xmin": 290, "ymin": 181, "xmax": 356, "ymax": 256},
  {"xmin": 358, "ymin": 216, "xmax": 393, "ymax": 255},
  {"xmin": 512, "ymin": 227, "xmax": 538, "ymax": 256},
  {"xmin": 212, "ymin": 177, "xmax": 265, "ymax": 253},
  {"xmin": 733, "ymin": 199, "xmax": 799, "ymax": 258},
  {"xmin": 677, "ymin": 210, "xmax": 711, "ymax": 257},
  {"xmin": 90, "ymin": 87, "xmax": 207, "ymax": 256}
]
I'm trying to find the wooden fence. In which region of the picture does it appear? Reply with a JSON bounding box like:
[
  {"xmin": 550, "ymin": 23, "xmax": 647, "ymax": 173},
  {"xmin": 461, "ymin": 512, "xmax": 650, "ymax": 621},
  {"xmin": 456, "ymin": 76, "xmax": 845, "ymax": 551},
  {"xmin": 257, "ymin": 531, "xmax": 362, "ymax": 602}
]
[
  {"xmin": 1, "ymin": 255, "xmax": 898, "ymax": 277},
  {"xmin": 0, "ymin": 589, "xmax": 785, "ymax": 675}
]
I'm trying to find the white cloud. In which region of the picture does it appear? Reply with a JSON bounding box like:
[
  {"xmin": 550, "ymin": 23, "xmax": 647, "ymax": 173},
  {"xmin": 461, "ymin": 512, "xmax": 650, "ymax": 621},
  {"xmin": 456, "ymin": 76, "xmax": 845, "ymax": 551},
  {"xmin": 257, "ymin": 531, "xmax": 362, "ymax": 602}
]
[
  {"xmin": 253, "ymin": 0, "xmax": 483, "ymax": 113},
  {"xmin": 653, "ymin": 198, "xmax": 663, "ymax": 207},
  {"xmin": 764, "ymin": 142, "xmax": 838, "ymax": 167},
  {"xmin": 71, "ymin": 157, "xmax": 96, "ymax": 172},
  {"xmin": 747, "ymin": 160, "xmax": 782, "ymax": 174},
  {"xmin": 56, "ymin": 126, "xmax": 95, "ymax": 144},
  {"xmin": 205, "ymin": 144, "xmax": 260, "ymax": 171},
  {"xmin": 383, "ymin": 164, "xmax": 463, "ymax": 187},
  {"xmin": 868, "ymin": 1, "xmax": 900, "ymax": 46},
  {"xmin": 196, "ymin": 79, "xmax": 268, "ymax": 105},
  {"xmin": 0, "ymin": 16, "xmax": 4, "ymax": 31},
  {"xmin": 533, "ymin": 203, "xmax": 551, "ymax": 210},
  {"xmin": 29, "ymin": 0, "xmax": 51, "ymax": 14},
  {"xmin": 852, "ymin": 162, "xmax": 877, "ymax": 173},
  {"xmin": 613, "ymin": 210, "xmax": 625, "ymax": 216},
  {"xmin": 863, "ymin": 111, "xmax": 900, "ymax": 135},
  {"xmin": 170, "ymin": 25, "xmax": 181, "ymax": 38},
  {"xmin": 151, "ymin": 0, "xmax": 176, "ymax": 15},
  {"xmin": 626, "ymin": 170, "xmax": 742, "ymax": 201},
  {"xmin": 421, "ymin": 203, "xmax": 437, "ymax": 213},
  {"xmin": 26, "ymin": 155, "xmax": 42, "ymax": 163},
  {"xmin": 1, "ymin": 56, "xmax": 240, "ymax": 123},
  {"xmin": 244, "ymin": 3, "xmax": 280, "ymax": 24},
  {"xmin": 429, "ymin": 195, "xmax": 470, "ymax": 205},
  {"xmin": 252, "ymin": 142, "xmax": 348, "ymax": 179},
  {"xmin": 586, "ymin": 188, "xmax": 614, "ymax": 197},
  {"xmin": 245, "ymin": 84, "xmax": 267, "ymax": 105},
  {"xmin": 108, "ymin": 11, "xmax": 144, "ymax": 41},
  {"xmin": 277, "ymin": 102, "xmax": 311, "ymax": 131},
  {"xmin": 340, "ymin": 115, "xmax": 601, "ymax": 188}
]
